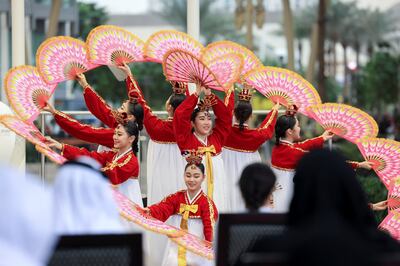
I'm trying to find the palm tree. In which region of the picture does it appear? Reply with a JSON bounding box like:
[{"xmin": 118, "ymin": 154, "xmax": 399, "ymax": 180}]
[
  {"xmin": 293, "ymin": 8, "xmax": 316, "ymax": 71},
  {"xmin": 282, "ymin": 0, "xmax": 295, "ymax": 70}
]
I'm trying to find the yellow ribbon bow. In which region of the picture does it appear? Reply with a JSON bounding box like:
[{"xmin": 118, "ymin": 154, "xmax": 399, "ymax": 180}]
[
  {"xmin": 178, "ymin": 203, "xmax": 198, "ymax": 229},
  {"xmin": 197, "ymin": 145, "xmax": 216, "ymax": 199},
  {"xmin": 178, "ymin": 203, "xmax": 198, "ymax": 266}
]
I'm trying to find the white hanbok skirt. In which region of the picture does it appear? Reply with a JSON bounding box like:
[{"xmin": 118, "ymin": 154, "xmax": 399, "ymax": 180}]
[
  {"xmin": 117, "ymin": 178, "xmax": 143, "ymax": 208},
  {"xmin": 222, "ymin": 148, "xmax": 261, "ymax": 212},
  {"xmin": 161, "ymin": 215, "xmax": 214, "ymax": 266},
  {"xmin": 271, "ymin": 167, "xmax": 295, "ymax": 213},
  {"xmin": 203, "ymin": 153, "xmax": 229, "ymax": 212},
  {"xmin": 147, "ymin": 140, "xmax": 187, "ymax": 205}
]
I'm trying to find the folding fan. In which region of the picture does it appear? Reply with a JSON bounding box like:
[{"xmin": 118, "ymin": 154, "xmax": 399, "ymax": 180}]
[
  {"xmin": 201, "ymin": 40, "xmax": 262, "ymax": 76},
  {"xmin": 243, "ymin": 67, "xmax": 321, "ymax": 114},
  {"xmin": 206, "ymin": 53, "xmax": 243, "ymax": 90},
  {"xmin": 357, "ymin": 138, "xmax": 400, "ymax": 189},
  {"xmin": 86, "ymin": 25, "xmax": 145, "ymax": 66},
  {"xmin": 170, "ymin": 232, "xmax": 214, "ymax": 260},
  {"xmin": 388, "ymin": 177, "xmax": 400, "ymax": 211},
  {"xmin": 379, "ymin": 210, "xmax": 400, "ymax": 240},
  {"xmin": 5, "ymin": 65, "xmax": 57, "ymax": 123},
  {"xmin": 35, "ymin": 145, "xmax": 66, "ymax": 165},
  {"xmin": 144, "ymin": 30, "xmax": 204, "ymax": 63},
  {"xmin": 163, "ymin": 49, "xmax": 225, "ymax": 91},
  {"xmin": 112, "ymin": 189, "xmax": 183, "ymax": 237},
  {"xmin": 36, "ymin": 36, "xmax": 98, "ymax": 84},
  {"xmin": 307, "ymin": 103, "xmax": 378, "ymax": 143},
  {"xmin": 0, "ymin": 115, "xmax": 49, "ymax": 149}
]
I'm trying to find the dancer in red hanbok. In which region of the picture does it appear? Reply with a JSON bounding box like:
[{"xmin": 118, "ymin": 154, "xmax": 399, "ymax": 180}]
[
  {"xmin": 222, "ymin": 86, "xmax": 279, "ymax": 211},
  {"xmin": 173, "ymin": 83, "xmax": 231, "ymax": 211},
  {"xmin": 271, "ymin": 105, "xmax": 373, "ymax": 212},
  {"xmin": 47, "ymin": 120, "xmax": 143, "ymax": 207},
  {"xmin": 146, "ymin": 151, "xmax": 217, "ymax": 266}
]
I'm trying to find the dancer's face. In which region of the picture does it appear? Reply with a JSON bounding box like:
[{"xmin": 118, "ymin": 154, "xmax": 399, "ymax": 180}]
[
  {"xmin": 288, "ymin": 118, "xmax": 301, "ymax": 141},
  {"xmin": 113, "ymin": 124, "xmax": 134, "ymax": 150},
  {"xmin": 184, "ymin": 165, "xmax": 205, "ymax": 193},
  {"xmin": 192, "ymin": 111, "xmax": 212, "ymax": 136}
]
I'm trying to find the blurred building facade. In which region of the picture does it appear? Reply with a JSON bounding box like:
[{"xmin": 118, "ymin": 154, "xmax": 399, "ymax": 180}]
[{"xmin": 0, "ymin": 0, "xmax": 81, "ymax": 109}]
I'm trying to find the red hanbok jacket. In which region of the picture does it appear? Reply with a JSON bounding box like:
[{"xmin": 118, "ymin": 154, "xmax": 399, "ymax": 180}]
[
  {"xmin": 148, "ymin": 190, "xmax": 218, "ymax": 241},
  {"xmin": 62, "ymin": 144, "xmax": 138, "ymax": 185},
  {"xmin": 173, "ymin": 93, "xmax": 231, "ymax": 155},
  {"xmin": 223, "ymin": 92, "xmax": 278, "ymax": 152}
]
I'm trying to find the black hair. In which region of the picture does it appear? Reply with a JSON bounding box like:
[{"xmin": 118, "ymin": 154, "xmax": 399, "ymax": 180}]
[
  {"xmin": 122, "ymin": 120, "xmax": 139, "ymax": 156},
  {"xmin": 190, "ymin": 107, "xmax": 201, "ymax": 123},
  {"xmin": 127, "ymin": 101, "xmax": 144, "ymax": 131},
  {"xmin": 169, "ymin": 93, "xmax": 187, "ymax": 113},
  {"xmin": 239, "ymin": 162, "xmax": 276, "ymax": 212},
  {"xmin": 234, "ymin": 100, "xmax": 253, "ymax": 131},
  {"xmin": 184, "ymin": 162, "xmax": 206, "ymax": 175},
  {"xmin": 275, "ymin": 114, "xmax": 297, "ymax": 145}
]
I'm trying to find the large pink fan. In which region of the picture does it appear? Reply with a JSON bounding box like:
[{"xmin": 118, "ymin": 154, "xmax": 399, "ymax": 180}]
[
  {"xmin": 379, "ymin": 210, "xmax": 400, "ymax": 240},
  {"xmin": 36, "ymin": 36, "xmax": 98, "ymax": 84},
  {"xmin": 144, "ymin": 30, "xmax": 204, "ymax": 63},
  {"xmin": 244, "ymin": 67, "xmax": 322, "ymax": 114},
  {"xmin": 163, "ymin": 49, "xmax": 225, "ymax": 91},
  {"xmin": 206, "ymin": 53, "xmax": 243, "ymax": 90},
  {"xmin": 0, "ymin": 115, "xmax": 49, "ymax": 149},
  {"xmin": 5, "ymin": 65, "xmax": 56, "ymax": 123},
  {"xmin": 388, "ymin": 177, "xmax": 400, "ymax": 211},
  {"xmin": 112, "ymin": 189, "xmax": 183, "ymax": 237},
  {"xmin": 86, "ymin": 25, "xmax": 145, "ymax": 66},
  {"xmin": 357, "ymin": 138, "xmax": 400, "ymax": 189},
  {"xmin": 35, "ymin": 145, "xmax": 66, "ymax": 165},
  {"xmin": 307, "ymin": 103, "xmax": 378, "ymax": 143},
  {"xmin": 171, "ymin": 231, "xmax": 214, "ymax": 260},
  {"xmin": 201, "ymin": 40, "xmax": 262, "ymax": 76}
]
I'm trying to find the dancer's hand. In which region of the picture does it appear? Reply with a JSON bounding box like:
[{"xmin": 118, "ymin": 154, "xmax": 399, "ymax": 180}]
[
  {"xmin": 43, "ymin": 102, "xmax": 56, "ymax": 114},
  {"xmin": 45, "ymin": 136, "xmax": 62, "ymax": 150},
  {"xmin": 76, "ymin": 73, "xmax": 89, "ymax": 88},
  {"xmin": 321, "ymin": 130, "xmax": 334, "ymax": 141},
  {"xmin": 117, "ymin": 63, "xmax": 133, "ymax": 78},
  {"xmin": 203, "ymin": 86, "xmax": 211, "ymax": 96},
  {"xmin": 370, "ymin": 200, "xmax": 387, "ymax": 211},
  {"xmin": 195, "ymin": 82, "xmax": 202, "ymax": 96},
  {"xmin": 272, "ymin": 100, "xmax": 280, "ymax": 111},
  {"xmin": 358, "ymin": 161, "xmax": 374, "ymax": 170}
]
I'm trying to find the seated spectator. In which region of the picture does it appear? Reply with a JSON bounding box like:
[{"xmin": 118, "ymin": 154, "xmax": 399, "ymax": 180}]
[
  {"xmin": 239, "ymin": 163, "xmax": 277, "ymax": 213},
  {"xmin": 0, "ymin": 165, "xmax": 57, "ymax": 266},
  {"xmin": 250, "ymin": 149, "xmax": 400, "ymax": 266}
]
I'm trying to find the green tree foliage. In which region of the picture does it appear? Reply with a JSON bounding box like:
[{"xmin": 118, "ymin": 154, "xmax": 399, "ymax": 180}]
[
  {"xmin": 77, "ymin": 2, "xmax": 108, "ymax": 40},
  {"xmin": 158, "ymin": 0, "xmax": 243, "ymax": 44},
  {"xmin": 357, "ymin": 52, "xmax": 399, "ymax": 112}
]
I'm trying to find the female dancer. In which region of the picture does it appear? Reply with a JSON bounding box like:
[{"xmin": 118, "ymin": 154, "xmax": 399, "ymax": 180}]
[
  {"xmin": 46, "ymin": 120, "xmax": 143, "ymax": 207},
  {"xmin": 222, "ymin": 86, "xmax": 279, "ymax": 211},
  {"xmin": 173, "ymin": 83, "xmax": 231, "ymax": 211},
  {"xmin": 117, "ymin": 64, "xmax": 188, "ymax": 205},
  {"xmin": 146, "ymin": 152, "xmax": 217, "ymax": 266},
  {"xmin": 271, "ymin": 105, "xmax": 372, "ymax": 212}
]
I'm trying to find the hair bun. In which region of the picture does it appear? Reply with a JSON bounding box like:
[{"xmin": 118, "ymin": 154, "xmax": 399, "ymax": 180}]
[{"xmin": 285, "ymin": 104, "xmax": 298, "ymax": 116}]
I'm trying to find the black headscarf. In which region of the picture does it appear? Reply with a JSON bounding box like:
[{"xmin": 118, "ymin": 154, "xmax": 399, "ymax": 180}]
[
  {"xmin": 286, "ymin": 149, "xmax": 399, "ymax": 266},
  {"xmin": 247, "ymin": 149, "xmax": 399, "ymax": 266}
]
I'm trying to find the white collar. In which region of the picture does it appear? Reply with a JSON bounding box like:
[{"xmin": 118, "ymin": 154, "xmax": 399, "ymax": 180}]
[
  {"xmin": 193, "ymin": 132, "xmax": 208, "ymax": 146},
  {"xmin": 114, "ymin": 148, "xmax": 132, "ymax": 161},
  {"xmin": 186, "ymin": 189, "xmax": 202, "ymax": 204}
]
